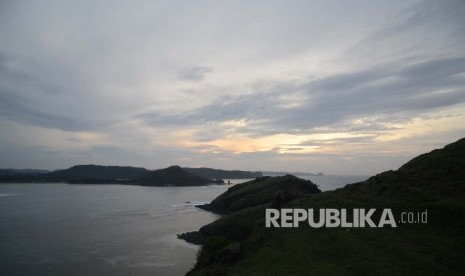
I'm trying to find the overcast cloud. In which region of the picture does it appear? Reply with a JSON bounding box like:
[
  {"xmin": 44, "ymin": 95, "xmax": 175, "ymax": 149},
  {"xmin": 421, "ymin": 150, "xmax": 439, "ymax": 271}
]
[{"xmin": 0, "ymin": 0, "xmax": 464, "ymax": 175}]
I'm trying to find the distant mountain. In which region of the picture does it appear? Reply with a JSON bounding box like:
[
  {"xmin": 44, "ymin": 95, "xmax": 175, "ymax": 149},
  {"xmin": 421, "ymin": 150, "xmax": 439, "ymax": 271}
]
[
  {"xmin": 140, "ymin": 165, "xmax": 223, "ymax": 186},
  {"xmin": 43, "ymin": 165, "xmax": 149, "ymax": 182},
  {"xmin": 0, "ymin": 165, "xmax": 241, "ymax": 185},
  {"xmin": 0, "ymin": 169, "xmax": 49, "ymax": 176},
  {"xmin": 184, "ymin": 167, "xmax": 263, "ymax": 179}
]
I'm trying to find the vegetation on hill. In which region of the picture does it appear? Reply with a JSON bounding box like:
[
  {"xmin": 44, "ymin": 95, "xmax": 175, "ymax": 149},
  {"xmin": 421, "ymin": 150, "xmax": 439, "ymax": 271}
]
[
  {"xmin": 178, "ymin": 175, "xmax": 320, "ymax": 251},
  {"xmin": 184, "ymin": 167, "xmax": 263, "ymax": 180},
  {"xmin": 186, "ymin": 138, "xmax": 465, "ymax": 275},
  {"xmin": 198, "ymin": 175, "xmax": 321, "ymax": 214},
  {"xmin": 140, "ymin": 165, "xmax": 223, "ymax": 186}
]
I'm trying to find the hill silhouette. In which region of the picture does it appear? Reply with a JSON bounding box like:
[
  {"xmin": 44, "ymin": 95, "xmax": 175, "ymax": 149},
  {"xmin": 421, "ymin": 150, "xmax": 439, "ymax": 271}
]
[
  {"xmin": 44, "ymin": 165, "xmax": 148, "ymax": 182},
  {"xmin": 140, "ymin": 165, "xmax": 223, "ymax": 186},
  {"xmin": 0, "ymin": 169, "xmax": 48, "ymax": 176},
  {"xmin": 184, "ymin": 167, "xmax": 263, "ymax": 179},
  {"xmin": 186, "ymin": 138, "xmax": 465, "ymax": 275},
  {"xmin": 0, "ymin": 165, "xmax": 261, "ymax": 185},
  {"xmin": 198, "ymin": 175, "xmax": 320, "ymax": 214}
]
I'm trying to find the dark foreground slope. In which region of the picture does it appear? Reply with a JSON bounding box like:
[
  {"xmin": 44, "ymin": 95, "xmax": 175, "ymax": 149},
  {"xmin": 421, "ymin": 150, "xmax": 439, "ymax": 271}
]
[
  {"xmin": 140, "ymin": 165, "xmax": 223, "ymax": 186},
  {"xmin": 179, "ymin": 175, "xmax": 320, "ymax": 245},
  {"xmin": 187, "ymin": 138, "xmax": 465, "ymax": 275}
]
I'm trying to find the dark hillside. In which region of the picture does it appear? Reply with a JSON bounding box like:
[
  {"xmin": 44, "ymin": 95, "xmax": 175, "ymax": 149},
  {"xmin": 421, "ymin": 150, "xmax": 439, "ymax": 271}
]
[
  {"xmin": 187, "ymin": 138, "xmax": 465, "ymax": 275},
  {"xmin": 200, "ymin": 175, "xmax": 320, "ymax": 214}
]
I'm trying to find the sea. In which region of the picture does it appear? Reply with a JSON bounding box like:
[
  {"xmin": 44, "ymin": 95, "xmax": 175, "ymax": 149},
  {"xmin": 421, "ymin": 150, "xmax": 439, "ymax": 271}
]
[
  {"xmin": 297, "ymin": 174, "xmax": 368, "ymax": 192},
  {"xmin": 0, "ymin": 175, "xmax": 367, "ymax": 276}
]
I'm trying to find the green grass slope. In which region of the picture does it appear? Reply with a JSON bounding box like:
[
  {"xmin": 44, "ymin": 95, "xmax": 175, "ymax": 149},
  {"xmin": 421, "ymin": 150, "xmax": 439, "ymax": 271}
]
[{"xmin": 188, "ymin": 138, "xmax": 465, "ymax": 275}]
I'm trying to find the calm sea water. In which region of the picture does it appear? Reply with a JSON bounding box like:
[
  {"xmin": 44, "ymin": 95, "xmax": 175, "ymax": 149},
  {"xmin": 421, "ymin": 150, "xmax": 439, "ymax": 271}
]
[
  {"xmin": 300, "ymin": 175, "xmax": 368, "ymax": 191},
  {"xmin": 0, "ymin": 183, "xmax": 228, "ymax": 276},
  {"xmin": 0, "ymin": 175, "xmax": 366, "ymax": 276},
  {"xmin": 260, "ymin": 174, "xmax": 369, "ymax": 191}
]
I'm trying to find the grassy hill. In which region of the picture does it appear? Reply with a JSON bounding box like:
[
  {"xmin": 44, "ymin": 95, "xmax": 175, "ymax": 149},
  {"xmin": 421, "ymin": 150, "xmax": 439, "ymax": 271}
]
[
  {"xmin": 178, "ymin": 175, "xmax": 320, "ymax": 245},
  {"xmin": 187, "ymin": 138, "xmax": 465, "ymax": 275},
  {"xmin": 199, "ymin": 175, "xmax": 321, "ymax": 214}
]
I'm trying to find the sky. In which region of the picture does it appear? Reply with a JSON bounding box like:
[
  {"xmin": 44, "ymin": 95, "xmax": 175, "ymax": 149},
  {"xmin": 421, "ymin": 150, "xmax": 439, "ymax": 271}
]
[{"xmin": 0, "ymin": 0, "xmax": 464, "ymax": 175}]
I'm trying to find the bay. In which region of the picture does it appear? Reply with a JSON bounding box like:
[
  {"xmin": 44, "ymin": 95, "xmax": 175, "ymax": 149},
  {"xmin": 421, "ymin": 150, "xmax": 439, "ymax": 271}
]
[
  {"xmin": 0, "ymin": 183, "xmax": 228, "ymax": 276},
  {"xmin": 0, "ymin": 175, "xmax": 367, "ymax": 275}
]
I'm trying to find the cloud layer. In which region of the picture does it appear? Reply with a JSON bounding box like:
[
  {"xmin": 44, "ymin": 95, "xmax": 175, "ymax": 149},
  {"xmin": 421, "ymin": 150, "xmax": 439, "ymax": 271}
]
[{"xmin": 0, "ymin": 0, "xmax": 464, "ymax": 174}]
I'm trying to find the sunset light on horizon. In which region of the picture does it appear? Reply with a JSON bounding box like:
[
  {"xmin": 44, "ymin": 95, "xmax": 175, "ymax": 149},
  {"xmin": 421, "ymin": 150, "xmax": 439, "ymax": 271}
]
[{"xmin": 1, "ymin": 0, "xmax": 464, "ymax": 175}]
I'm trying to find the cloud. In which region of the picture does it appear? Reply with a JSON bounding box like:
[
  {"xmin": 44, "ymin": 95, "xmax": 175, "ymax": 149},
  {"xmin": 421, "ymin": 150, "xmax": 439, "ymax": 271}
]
[
  {"xmin": 178, "ymin": 66, "xmax": 212, "ymax": 82},
  {"xmin": 381, "ymin": 0, "xmax": 465, "ymax": 40},
  {"xmin": 1, "ymin": 0, "xmax": 465, "ymax": 173},
  {"xmin": 0, "ymin": 89, "xmax": 110, "ymax": 131},
  {"xmin": 138, "ymin": 56, "xmax": 465, "ymax": 137}
]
